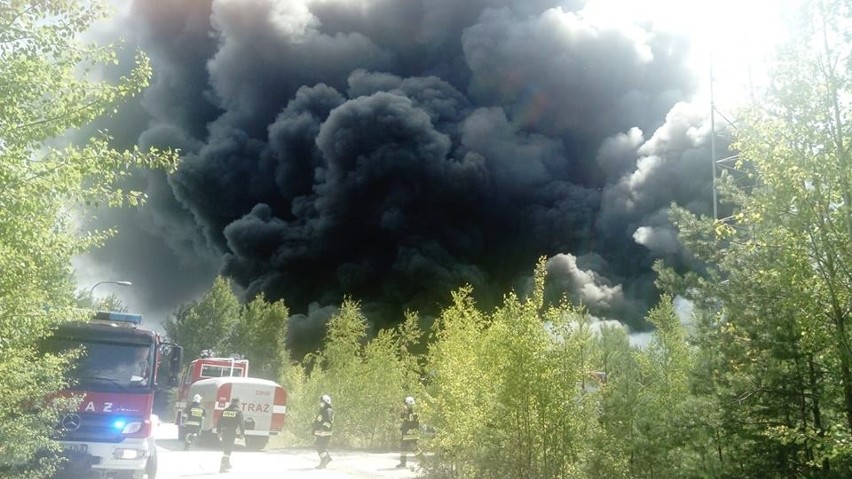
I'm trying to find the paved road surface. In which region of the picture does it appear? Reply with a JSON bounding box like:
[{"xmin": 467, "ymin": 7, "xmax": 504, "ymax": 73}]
[{"xmin": 153, "ymin": 423, "xmax": 422, "ymax": 479}]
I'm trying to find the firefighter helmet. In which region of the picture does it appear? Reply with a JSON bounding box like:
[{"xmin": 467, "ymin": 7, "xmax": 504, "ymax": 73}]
[
  {"xmin": 192, "ymin": 394, "xmax": 202, "ymax": 403},
  {"xmin": 404, "ymin": 396, "xmax": 415, "ymax": 406},
  {"xmin": 320, "ymin": 394, "xmax": 332, "ymax": 406}
]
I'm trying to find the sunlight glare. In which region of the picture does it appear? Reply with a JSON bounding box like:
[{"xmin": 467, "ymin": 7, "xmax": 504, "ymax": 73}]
[{"xmin": 585, "ymin": 0, "xmax": 792, "ymax": 110}]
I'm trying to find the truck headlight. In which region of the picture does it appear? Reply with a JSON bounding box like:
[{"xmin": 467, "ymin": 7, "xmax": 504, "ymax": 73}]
[
  {"xmin": 113, "ymin": 448, "xmax": 146, "ymax": 460},
  {"xmin": 121, "ymin": 422, "xmax": 143, "ymax": 434},
  {"xmin": 111, "ymin": 418, "xmax": 143, "ymax": 434}
]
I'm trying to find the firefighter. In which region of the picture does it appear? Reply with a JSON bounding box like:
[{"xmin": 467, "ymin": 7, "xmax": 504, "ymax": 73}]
[
  {"xmin": 217, "ymin": 398, "xmax": 245, "ymax": 473},
  {"xmin": 397, "ymin": 396, "xmax": 421, "ymax": 468},
  {"xmin": 125, "ymin": 347, "xmax": 150, "ymax": 385},
  {"xmin": 182, "ymin": 394, "xmax": 205, "ymax": 450},
  {"xmin": 313, "ymin": 394, "xmax": 334, "ymax": 469}
]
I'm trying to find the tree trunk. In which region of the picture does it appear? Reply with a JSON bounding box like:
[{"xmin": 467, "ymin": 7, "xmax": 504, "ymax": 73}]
[
  {"xmin": 807, "ymin": 355, "xmax": 830, "ymax": 473},
  {"xmin": 835, "ymin": 317, "xmax": 852, "ymax": 433}
]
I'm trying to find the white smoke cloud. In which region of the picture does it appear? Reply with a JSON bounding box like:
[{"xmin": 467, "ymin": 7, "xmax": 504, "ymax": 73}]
[
  {"xmin": 546, "ymin": 253, "xmax": 626, "ymax": 317},
  {"xmin": 633, "ymin": 225, "xmax": 680, "ymax": 254}
]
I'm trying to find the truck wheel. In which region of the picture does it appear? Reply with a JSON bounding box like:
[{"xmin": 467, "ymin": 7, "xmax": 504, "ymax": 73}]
[
  {"xmin": 145, "ymin": 448, "xmax": 157, "ymax": 479},
  {"xmin": 244, "ymin": 436, "xmax": 268, "ymax": 451}
]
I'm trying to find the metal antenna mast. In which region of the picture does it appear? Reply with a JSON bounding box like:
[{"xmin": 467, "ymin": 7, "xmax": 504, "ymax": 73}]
[{"xmin": 710, "ymin": 58, "xmax": 719, "ymax": 220}]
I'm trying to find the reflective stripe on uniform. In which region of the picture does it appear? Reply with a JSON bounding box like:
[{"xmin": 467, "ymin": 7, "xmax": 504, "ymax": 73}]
[{"xmin": 219, "ymin": 409, "xmax": 240, "ymax": 432}]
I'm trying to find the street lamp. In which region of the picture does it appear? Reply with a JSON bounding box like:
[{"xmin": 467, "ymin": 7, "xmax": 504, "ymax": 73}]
[{"xmin": 89, "ymin": 280, "xmax": 133, "ymax": 296}]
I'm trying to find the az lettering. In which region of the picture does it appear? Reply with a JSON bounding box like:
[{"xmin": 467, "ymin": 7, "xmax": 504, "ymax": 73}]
[{"xmin": 83, "ymin": 401, "xmax": 114, "ymax": 412}]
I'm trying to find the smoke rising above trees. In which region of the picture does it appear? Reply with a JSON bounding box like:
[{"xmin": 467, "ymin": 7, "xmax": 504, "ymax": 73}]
[{"xmin": 80, "ymin": 0, "xmax": 722, "ymax": 355}]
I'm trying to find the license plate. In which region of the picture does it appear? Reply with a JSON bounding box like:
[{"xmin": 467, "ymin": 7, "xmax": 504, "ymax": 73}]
[{"xmin": 62, "ymin": 443, "xmax": 88, "ymax": 455}]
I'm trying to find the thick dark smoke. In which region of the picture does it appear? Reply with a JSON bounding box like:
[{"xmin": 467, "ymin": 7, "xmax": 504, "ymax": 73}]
[{"xmin": 80, "ymin": 0, "xmax": 720, "ymax": 358}]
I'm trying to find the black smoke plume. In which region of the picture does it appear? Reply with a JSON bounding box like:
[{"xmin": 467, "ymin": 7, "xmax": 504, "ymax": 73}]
[{"xmin": 81, "ymin": 0, "xmax": 719, "ymax": 358}]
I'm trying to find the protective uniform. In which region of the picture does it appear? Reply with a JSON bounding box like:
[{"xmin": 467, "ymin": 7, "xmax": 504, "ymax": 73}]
[
  {"xmin": 183, "ymin": 394, "xmax": 205, "ymax": 451},
  {"xmin": 217, "ymin": 398, "xmax": 245, "ymax": 472},
  {"xmin": 313, "ymin": 394, "xmax": 334, "ymax": 469},
  {"xmin": 397, "ymin": 396, "xmax": 421, "ymax": 468}
]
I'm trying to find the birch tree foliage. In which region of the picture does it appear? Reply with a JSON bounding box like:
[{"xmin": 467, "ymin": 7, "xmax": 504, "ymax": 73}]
[
  {"xmin": 659, "ymin": 0, "xmax": 852, "ymax": 475},
  {"xmin": 232, "ymin": 293, "xmax": 291, "ymax": 381},
  {"xmin": 163, "ymin": 276, "xmax": 241, "ymax": 363},
  {"xmin": 395, "ymin": 310, "xmax": 427, "ymax": 391},
  {"xmin": 422, "ymin": 286, "xmax": 495, "ymax": 477},
  {"xmin": 0, "ymin": 1, "xmax": 177, "ymax": 476},
  {"xmin": 294, "ymin": 298, "xmax": 414, "ymax": 449},
  {"xmin": 422, "ymin": 260, "xmax": 604, "ymax": 478},
  {"xmin": 594, "ymin": 325, "xmax": 638, "ymax": 469},
  {"xmin": 629, "ymin": 298, "xmax": 695, "ymax": 478},
  {"xmin": 723, "ymin": 0, "xmax": 852, "ymax": 470}
]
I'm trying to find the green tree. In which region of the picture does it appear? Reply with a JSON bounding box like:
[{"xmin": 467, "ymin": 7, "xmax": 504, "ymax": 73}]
[
  {"xmin": 424, "ymin": 260, "xmax": 604, "ymax": 478},
  {"xmin": 659, "ymin": 1, "xmax": 852, "ymax": 475},
  {"xmin": 293, "ymin": 300, "xmax": 368, "ymax": 446},
  {"xmin": 296, "ymin": 299, "xmax": 414, "ymax": 449},
  {"xmin": 357, "ymin": 328, "xmax": 409, "ymax": 447},
  {"xmin": 396, "ymin": 310, "xmax": 427, "ymax": 393},
  {"xmin": 231, "ymin": 294, "xmax": 291, "ymax": 381},
  {"xmin": 422, "ymin": 286, "xmax": 495, "ymax": 477},
  {"xmin": 0, "ymin": 1, "xmax": 176, "ymax": 476},
  {"xmin": 163, "ymin": 276, "xmax": 241, "ymax": 363},
  {"xmin": 73, "ymin": 291, "xmax": 129, "ymax": 313},
  {"xmin": 627, "ymin": 298, "xmax": 697, "ymax": 478},
  {"xmin": 734, "ymin": 0, "xmax": 852, "ymax": 444},
  {"xmin": 595, "ymin": 324, "xmax": 641, "ymax": 476}
]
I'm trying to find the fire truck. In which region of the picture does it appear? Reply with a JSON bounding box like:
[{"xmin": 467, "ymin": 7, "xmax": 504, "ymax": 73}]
[
  {"xmin": 173, "ymin": 354, "xmax": 287, "ymax": 450},
  {"xmin": 173, "ymin": 354, "xmax": 249, "ymax": 439},
  {"xmin": 188, "ymin": 376, "xmax": 288, "ymax": 450},
  {"xmin": 43, "ymin": 311, "xmax": 183, "ymax": 479}
]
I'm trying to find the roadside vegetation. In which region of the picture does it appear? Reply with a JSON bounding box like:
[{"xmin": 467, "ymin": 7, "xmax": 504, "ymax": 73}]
[
  {"xmin": 0, "ymin": 2, "xmax": 177, "ymax": 478},
  {"xmin": 3, "ymin": 1, "xmax": 852, "ymax": 478}
]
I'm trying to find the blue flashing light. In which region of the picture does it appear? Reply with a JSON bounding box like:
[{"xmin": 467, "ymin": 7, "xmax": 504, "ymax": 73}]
[
  {"xmin": 93, "ymin": 311, "xmax": 143, "ymax": 325},
  {"xmin": 112, "ymin": 419, "xmax": 127, "ymax": 430}
]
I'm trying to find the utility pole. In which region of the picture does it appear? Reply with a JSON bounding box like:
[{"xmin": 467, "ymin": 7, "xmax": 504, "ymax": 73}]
[{"xmin": 710, "ymin": 59, "xmax": 719, "ymax": 220}]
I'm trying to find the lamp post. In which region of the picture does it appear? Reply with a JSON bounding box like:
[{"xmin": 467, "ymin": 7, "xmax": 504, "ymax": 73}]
[{"xmin": 89, "ymin": 280, "xmax": 133, "ymax": 296}]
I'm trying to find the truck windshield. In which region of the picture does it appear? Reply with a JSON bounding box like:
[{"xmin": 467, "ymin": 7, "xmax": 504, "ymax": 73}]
[
  {"xmin": 200, "ymin": 364, "xmax": 245, "ymax": 378},
  {"xmin": 44, "ymin": 338, "xmax": 154, "ymax": 391}
]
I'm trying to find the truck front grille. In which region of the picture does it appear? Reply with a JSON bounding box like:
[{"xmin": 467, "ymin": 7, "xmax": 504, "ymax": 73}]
[{"xmin": 56, "ymin": 413, "xmax": 139, "ymax": 443}]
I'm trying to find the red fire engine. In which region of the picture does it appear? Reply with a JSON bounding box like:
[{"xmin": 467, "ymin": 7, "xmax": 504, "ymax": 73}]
[
  {"xmin": 173, "ymin": 353, "xmax": 288, "ymax": 450},
  {"xmin": 173, "ymin": 353, "xmax": 249, "ymax": 439},
  {"xmin": 43, "ymin": 311, "xmax": 183, "ymax": 479}
]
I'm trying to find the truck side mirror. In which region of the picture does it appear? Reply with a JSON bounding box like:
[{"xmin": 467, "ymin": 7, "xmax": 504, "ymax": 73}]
[{"xmin": 170, "ymin": 346, "xmax": 184, "ymax": 387}]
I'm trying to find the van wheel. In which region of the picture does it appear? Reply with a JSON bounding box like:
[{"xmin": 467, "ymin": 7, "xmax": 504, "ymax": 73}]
[
  {"xmin": 244, "ymin": 436, "xmax": 268, "ymax": 451},
  {"xmin": 145, "ymin": 449, "xmax": 157, "ymax": 479}
]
